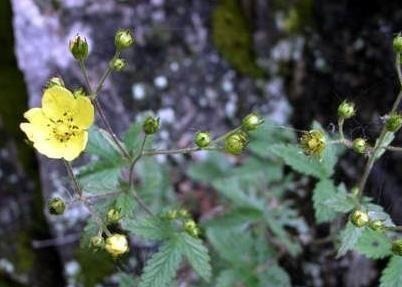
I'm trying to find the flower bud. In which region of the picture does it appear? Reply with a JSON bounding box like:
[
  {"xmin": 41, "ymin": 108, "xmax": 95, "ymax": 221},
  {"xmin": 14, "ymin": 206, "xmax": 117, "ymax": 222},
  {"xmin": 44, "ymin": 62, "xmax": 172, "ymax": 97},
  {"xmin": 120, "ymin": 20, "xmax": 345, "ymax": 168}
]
[
  {"xmin": 224, "ymin": 131, "xmax": 249, "ymax": 155},
  {"xmin": 242, "ymin": 112, "xmax": 264, "ymax": 131},
  {"xmin": 350, "ymin": 210, "xmax": 369, "ymax": 227},
  {"xmin": 299, "ymin": 129, "xmax": 326, "ymax": 157},
  {"xmin": 105, "ymin": 234, "xmax": 129, "ymax": 257},
  {"xmin": 48, "ymin": 197, "xmax": 66, "ymax": 215},
  {"xmin": 352, "ymin": 138, "xmax": 367, "ymax": 154},
  {"xmin": 195, "ymin": 131, "xmax": 212, "ymax": 148},
  {"xmin": 385, "ymin": 112, "xmax": 402, "ymax": 132},
  {"xmin": 142, "ymin": 116, "xmax": 160, "ymax": 135},
  {"xmin": 393, "ymin": 35, "xmax": 402, "ymax": 54},
  {"xmin": 178, "ymin": 209, "xmax": 190, "ymax": 218},
  {"xmin": 46, "ymin": 77, "xmax": 65, "ymax": 88},
  {"xmin": 164, "ymin": 209, "xmax": 178, "ymax": 220},
  {"xmin": 392, "ymin": 239, "xmax": 402, "ymax": 256},
  {"xmin": 184, "ymin": 220, "xmax": 200, "ymax": 237},
  {"xmin": 369, "ymin": 220, "xmax": 384, "ymax": 232},
  {"xmin": 69, "ymin": 34, "xmax": 89, "ymax": 61},
  {"xmin": 106, "ymin": 208, "xmax": 122, "ymax": 224},
  {"xmin": 337, "ymin": 100, "xmax": 356, "ymax": 119},
  {"xmin": 109, "ymin": 57, "xmax": 127, "ymax": 72},
  {"xmin": 90, "ymin": 236, "xmax": 105, "ymax": 250},
  {"xmin": 115, "ymin": 29, "xmax": 134, "ymax": 50}
]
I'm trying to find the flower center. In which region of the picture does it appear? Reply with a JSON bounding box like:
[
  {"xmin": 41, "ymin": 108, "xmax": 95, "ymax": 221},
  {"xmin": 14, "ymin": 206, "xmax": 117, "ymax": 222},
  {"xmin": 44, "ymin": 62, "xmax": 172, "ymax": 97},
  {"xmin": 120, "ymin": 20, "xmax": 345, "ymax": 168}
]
[{"xmin": 49, "ymin": 111, "xmax": 80, "ymax": 143}]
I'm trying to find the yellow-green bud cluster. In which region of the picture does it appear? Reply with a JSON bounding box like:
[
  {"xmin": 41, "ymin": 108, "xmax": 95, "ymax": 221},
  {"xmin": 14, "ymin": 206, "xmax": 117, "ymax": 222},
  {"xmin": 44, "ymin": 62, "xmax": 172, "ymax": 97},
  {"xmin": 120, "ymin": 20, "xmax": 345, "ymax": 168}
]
[
  {"xmin": 69, "ymin": 34, "xmax": 89, "ymax": 61},
  {"xmin": 299, "ymin": 129, "xmax": 326, "ymax": 157},
  {"xmin": 393, "ymin": 35, "xmax": 402, "ymax": 54},
  {"xmin": 142, "ymin": 116, "xmax": 160, "ymax": 135},
  {"xmin": 369, "ymin": 220, "xmax": 385, "ymax": 232},
  {"xmin": 106, "ymin": 208, "xmax": 122, "ymax": 224},
  {"xmin": 162, "ymin": 209, "xmax": 199, "ymax": 237},
  {"xmin": 109, "ymin": 57, "xmax": 127, "ymax": 71},
  {"xmin": 350, "ymin": 210, "xmax": 369, "ymax": 227},
  {"xmin": 337, "ymin": 100, "xmax": 356, "ymax": 119},
  {"xmin": 162, "ymin": 208, "xmax": 190, "ymax": 220},
  {"xmin": 48, "ymin": 197, "xmax": 66, "ymax": 215},
  {"xmin": 105, "ymin": 233, "xmax": 129, "ymax": 257},
  {"xmin": 195, "ymin": 131, "xmax": 212, "ymax": 148},
  {"xmin": 46, "ymin": 77, "xmax": 65, "ymax": 89},
  {"xmin": 352, "ymin": 138, "xmax": 367, "ymax": 154},
  {"xmin": 242, "ymin": 112, "xmax": 264, "ymax": 131},
  {"xmin": 183, "ymin": 219, "xmax": 200, "ymax": 237},
  {"xmin": 115, "ymin": 29, "xmax": 134, "ymax": 50},
  {"xmin": 224, "ymin": 131, "xmax": 249, "ymax": 155},
  {"xmin": 385, "ymin": 112, "xmax": 402, "ymax": 132},
  {"xmin": 392, "ymin": 239, "xmax": 402, "ymax": 256}
]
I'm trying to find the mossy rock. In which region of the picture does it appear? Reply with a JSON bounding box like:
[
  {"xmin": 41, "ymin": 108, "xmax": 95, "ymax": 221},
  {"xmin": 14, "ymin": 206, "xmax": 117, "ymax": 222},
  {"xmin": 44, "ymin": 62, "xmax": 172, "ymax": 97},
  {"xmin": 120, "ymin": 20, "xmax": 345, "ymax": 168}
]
[{"xmin": 212, "ymin": 0, "xmax": 265, "ymax": 78}]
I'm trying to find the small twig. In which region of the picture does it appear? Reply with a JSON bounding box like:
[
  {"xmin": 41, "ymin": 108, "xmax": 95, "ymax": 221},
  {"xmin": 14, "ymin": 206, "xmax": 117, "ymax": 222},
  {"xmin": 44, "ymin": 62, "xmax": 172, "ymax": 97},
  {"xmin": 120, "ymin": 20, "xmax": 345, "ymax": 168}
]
[
  {"xmin": 385, "ymin": 145, "xmax": 402, "ymax": 152},
  {"xmin": 32, "ymin": 233, "xmax": 80, "ymax": 249}
]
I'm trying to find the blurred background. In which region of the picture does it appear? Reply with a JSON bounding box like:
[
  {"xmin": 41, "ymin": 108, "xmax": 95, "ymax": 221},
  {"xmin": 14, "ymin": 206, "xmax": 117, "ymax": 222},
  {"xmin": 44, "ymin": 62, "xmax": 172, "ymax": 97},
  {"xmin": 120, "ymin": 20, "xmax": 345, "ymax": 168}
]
[{"xmin": 1, "ymin": 0, "xmax": 402, "ymax": 286}]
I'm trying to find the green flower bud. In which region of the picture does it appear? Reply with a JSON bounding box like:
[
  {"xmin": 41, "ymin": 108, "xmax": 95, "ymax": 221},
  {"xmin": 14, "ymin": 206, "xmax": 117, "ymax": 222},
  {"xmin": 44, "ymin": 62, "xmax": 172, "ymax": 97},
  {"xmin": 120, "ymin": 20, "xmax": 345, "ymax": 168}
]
[
  {"xmin": 184, "ymin": 220, "xmax": 200, "ymax": 237},
  {"xmin": 109, "ymin": 57, "xmax": 127, "ymax": 72},
  {"xmin": 393, "ymin": 35, "xmax": 402, "ymax": 54},
  {"xmin": 338, "ymin": 100, "xmax": 356, "ymax": 119},
  {"xmin": 178, "ymin": 209, "xmax": 190, "ymax": 218},
  {"xmin": 385, "ymin": 112, "xmax": 402, "ymax": 132},
  {"xmin": 106, "ymin": 208, "xmax": 122, "ymax": 224},
  {"xmin": 73, "ymin": 88, "xmax": 86, "ymax": 98},
  {"xmin": 352, "ymin": 138, "xmax": 367, "ymax": 154},
  {"xmin": 350, "ymin": 210, "xmax": 369, "ymax": 227},
  {"xmin": 391, "ymin": 239, "xmax": 402, "ymax": 256},
  {"xmin": 164, "ymin": 209, "xmax": 178, "ymax": 220},
  {"xmin": 369, "ymin": 220, "xmax": 384, "ymax": 232},
  {"xmin": 69, "ymin": 34, "xmax": 89, "ymax": 61},
  {"xmin": 105, "ymin": 234, "xmax": 129, "ymax": 257},
  {"xmin": 242, "ymin": 112, "xmax": 264, "ymax": 131},
  {"xmin": 90, "ymin": 236, "xmax": 105, "ymax": 250},
  {"xmin": 115, "ymin": 29, "xmax": 134, "ymax": 50},
  {"xmin": 224, "ymin": 131, "xmax": 249, "ymax": 155},
  {"xmin": 48, "ymin": 197, "xmax": 66, "ymax": 215},
  {"xmin": 195, "ymin": 131, "xmax": 212, "ymax": 148},
  {"xmin": 142, "ymin": 116, "xmax": 160, "ymax": 135},
  {"xmin": 46, "ymin": 77, "xmax": 65, "ymax": 88},
  {"xmin": 299, "ymin": 129, "xmax": 326, "ymax": 157}
]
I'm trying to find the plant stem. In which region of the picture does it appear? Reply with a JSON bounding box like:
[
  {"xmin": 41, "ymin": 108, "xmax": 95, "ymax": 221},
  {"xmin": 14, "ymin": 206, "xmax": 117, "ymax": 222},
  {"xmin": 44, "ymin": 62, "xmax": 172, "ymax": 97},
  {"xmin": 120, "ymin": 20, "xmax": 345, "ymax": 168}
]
[
  {"xmin": 79, "ymin": 60, "xmax": 93, "ymax": 93},
  {"xmin": 385, "ymin": 145, "xmax": 402, "ymax": 152},
  {"xmin": 63, "ymin": 160, "xmax": 111, "ymax": 236}
]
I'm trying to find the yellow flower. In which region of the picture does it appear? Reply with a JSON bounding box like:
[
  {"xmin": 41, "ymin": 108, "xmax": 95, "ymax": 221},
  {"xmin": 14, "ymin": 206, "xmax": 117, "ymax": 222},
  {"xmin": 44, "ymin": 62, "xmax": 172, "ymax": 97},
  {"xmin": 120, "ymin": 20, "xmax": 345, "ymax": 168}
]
[
  {"xmin": 299, "ymin": 129, "xmax": 326, "ymax": 157},
  {"xmin": 105, "ymin": 234, "xmax": 129, "ymax": 257},
  {"xmin": 20, "ymin": 86, "xmax": 94, "ymax": 161}
]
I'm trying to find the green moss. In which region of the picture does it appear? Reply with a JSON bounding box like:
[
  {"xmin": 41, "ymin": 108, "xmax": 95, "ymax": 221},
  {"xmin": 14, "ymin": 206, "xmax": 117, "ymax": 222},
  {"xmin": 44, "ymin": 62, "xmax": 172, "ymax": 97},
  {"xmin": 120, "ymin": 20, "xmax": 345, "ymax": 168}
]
[{"xmin": 212, "ymin": 0, "xmax": 265, "ymax": 78}]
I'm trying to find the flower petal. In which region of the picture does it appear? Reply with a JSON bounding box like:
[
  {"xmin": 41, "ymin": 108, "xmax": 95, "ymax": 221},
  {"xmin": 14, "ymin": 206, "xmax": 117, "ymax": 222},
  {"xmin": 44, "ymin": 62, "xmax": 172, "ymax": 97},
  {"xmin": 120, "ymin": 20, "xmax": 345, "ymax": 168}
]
[
  {"xmin": 42, "ymin": 86, "xmax": 75, "ymax": 120},
  {"xmin": 62, "ymin": 131, "xmax": 88, "ymax": 161},
  {"xmin": 33, "ymin": 137, "xmax": 65, "ymax": 159},
  {"xmin": 73, "ymin": 95, "xmax": 94, "ymax": 129}
]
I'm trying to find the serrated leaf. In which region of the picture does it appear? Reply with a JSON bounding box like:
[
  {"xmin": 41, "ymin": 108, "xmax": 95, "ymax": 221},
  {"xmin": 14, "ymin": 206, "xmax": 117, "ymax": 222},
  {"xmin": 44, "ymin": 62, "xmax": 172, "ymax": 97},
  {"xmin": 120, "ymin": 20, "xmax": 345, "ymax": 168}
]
[
  {"xmin": 324, "ymin": 184, "xmax": 355, "ymax": 213},
  {"xmin": 187, "ymin": 153, "xmax": 230, "ymax": 184},
  {"xmin": 115, "ymin": 192, "xmax": 136, "ymax": 218},
  {"xmin": 336, "ymin": 222, "xmax": 364, "ymax": 258},
  {"xmin": 215, "ymin": 269, "xmax": 240, "ymax": 287},
  {"xmin": 86, "ymin": 127, "xmax": 122, "ymax": 161},
  {"xmin": 117, "ymin": 272, "xmax": 137, "ymax": 287},
  {"xmin": 313, "ymin": 179, "xmax": 339, "ymax": 223},
  {"xmin": 123, "ymin": 122, "xmax": 143, "ymax": 152},
  {"xmin": 178, "ymin": 233, "xmax": 212, "ymax": 282},
  {"xmin": 380, "ymin": 256, "xmax": 402, "ymax": 287},
  {"xmin": 123, "ymin": 217, "xmax": 171, "ymax": 241},
  {"xmin": 355, "ymin": 229, "xmax": 392, "ymax": 259},
  {"xmin": 269, "ymin": 144, "xmax": 331, "ymax": 179},
  {"xmin": 259, "ymin": 264, "xmax": 291, "ymax": 287},
  {"xmin": 139, "ymin": 239, "xmax": 182, "ymax": 287}
]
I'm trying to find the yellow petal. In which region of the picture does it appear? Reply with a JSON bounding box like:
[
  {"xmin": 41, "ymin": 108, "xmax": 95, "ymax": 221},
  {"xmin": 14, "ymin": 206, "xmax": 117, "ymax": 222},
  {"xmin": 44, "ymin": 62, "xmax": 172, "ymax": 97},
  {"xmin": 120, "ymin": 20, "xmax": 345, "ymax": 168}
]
[
  {"xmin": 73, "ymin": 95, "xmax": 94, "ymax": 129},
  {"xmin": 33, "ymin": 137, "xmax": 65, "ymax": 159},
  {"xmin": 42, "ymin": 86, "xmax": 75, "ymax": 120},
  {"xmin": 62, "ymin": 131, "xmax": 88, "ymax": 161}
]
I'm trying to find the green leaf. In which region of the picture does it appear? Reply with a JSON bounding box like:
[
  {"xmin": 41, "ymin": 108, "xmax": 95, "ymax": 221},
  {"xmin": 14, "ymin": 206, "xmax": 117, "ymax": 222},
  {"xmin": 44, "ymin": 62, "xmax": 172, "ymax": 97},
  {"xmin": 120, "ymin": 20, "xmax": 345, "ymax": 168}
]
[
  {"xmin": 269, "ymin": 144, "xmax": 331, "ymax": 179},
  {"xmin": 324, "ymin": 184, "xmax": 355, "ymax": 213},
  {"xmin": 117, "ymin": 272, "xmax": 137, "ymax": 287},
  {"xmin": 380, "ymin": 256, "xmax": 402, "ymax": 287},
  {"xmin": 123, "ymin": 217, "xmax": 171, "ymax": 241},
  {"xmin": 313, "ymin": 179, "xmax": 339, "ymax": 223},
  {"xmin": 123, "ymin": 121, "xmax": 143, "ymax": 152},
  {"xmin": 115, "ymin": 192, "xmax": 136, "ymax": 218},
  {"xmin": 259, "ymin": 264, "xmax": 291, "ymax": 287},
  {"xmin": 187, "ymin": 153, "xmax": 230, "ymax": 184},
  {"xmin": 336, "ymin": 222, "xmax": 364, "ymax": 258},
  {"xmin": 205, "ymin": 207, "xmax": 263, "ymax": 228},
  {"xmin": 178, "ymin": 234, "xmax": 212, "ymax": 282},
  {"xmin": 139, "ymin": 239, "xmax": 182, "ymax": 287},
  {"xmin": 86, "ymin": 127, "xmax": 122, "ymax": 161},
  {"xmin": 355, "ymin": 229, "xmax": 392, "ymax": 259},
  {"xmin": 215, "ymin": 269, "xmax": 240, "ymax": 287}
]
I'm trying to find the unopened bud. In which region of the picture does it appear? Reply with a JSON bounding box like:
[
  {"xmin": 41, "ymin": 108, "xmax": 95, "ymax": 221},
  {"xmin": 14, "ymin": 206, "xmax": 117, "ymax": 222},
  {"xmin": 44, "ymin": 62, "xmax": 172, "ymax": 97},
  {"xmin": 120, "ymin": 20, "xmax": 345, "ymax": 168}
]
[
  {"xmin": 106, "ymin": 208, "xmax": 122, "ymax": 224},
  {"xmin": 338, "ymin": 100, "xmax": 356, "ymax": 119},
  {"xmin": 109, "ymin": 57, "xmax": 127, "ymax": 72},
  {"xmin": 195, "ymin": 131, "xmax": 212, "ymax": 148},
  {"xmin": 350, "ymin": 210, "xmax": 369, "ymax": 227},
  {"xmin": 352, "ymin": 138, "xmax": 367, "ymax": 154},
  {"xmin": 184, "ymin": 220, "xmax": 200, "ymax": 237},
  {"xmin": 48, "ymin": 197, "xmax": 66, "ymax": 215},
  {"xmin": 242, "ymin": 112, "xmax": 264, "ymax": 131},
  {"xmin": 385, "ymin": 112, "xmax": 402, "ymax": 132},
  {"xmin": 369, "ymin": 220, "xmax": 384, "ymax": 232},
  {"xmin": 142, "ymin": 116, "xmax": 160, "ymax": 135},
  {"xmin": 224, "ymin": 131, "xmax": 249, "ymax": 155},
  {"xmin": 69, "ymin": 34, "xmax": 88, "ymax": 61},
  {"xmin": 115, "ymin": 29, "xmax": 134, "ymax": 50},
  {"xmin": 105, "ymin": 234, "xmax": 129, "ymax": 257},
  {"xmin": 46, "ymin": 77, "xmax": 65, "ymax": 88}
]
